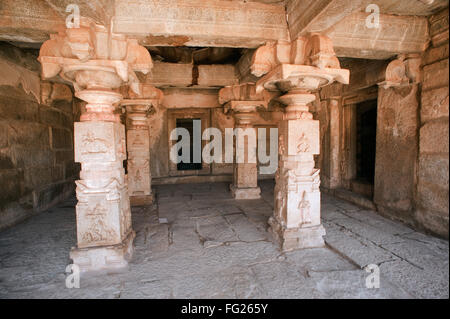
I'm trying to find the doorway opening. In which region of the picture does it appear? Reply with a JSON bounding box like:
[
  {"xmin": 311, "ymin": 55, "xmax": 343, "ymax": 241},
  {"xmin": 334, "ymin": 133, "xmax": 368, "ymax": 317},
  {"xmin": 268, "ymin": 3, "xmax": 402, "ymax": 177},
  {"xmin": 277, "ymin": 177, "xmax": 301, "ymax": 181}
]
[
  {"xmin": 176, "ymin": 118, "xmax": 202, "ymax": 171},
  {"xmin": 353, "ymin": 99, "xmax": 377, "ymax": 196}
]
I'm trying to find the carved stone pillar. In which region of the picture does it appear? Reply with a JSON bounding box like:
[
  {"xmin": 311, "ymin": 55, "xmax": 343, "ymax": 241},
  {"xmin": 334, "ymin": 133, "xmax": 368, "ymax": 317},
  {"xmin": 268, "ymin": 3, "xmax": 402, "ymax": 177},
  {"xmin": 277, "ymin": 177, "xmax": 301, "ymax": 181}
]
[
  {"xmin": 123, "ymin": 102, "xmax": 153, "ymax": 206},
  {"xmin": 250, "ymin": 34, "xmax": 349, "ymax": 251},
  {"xmin": 121, "ymin": 86, "xmax": 162, "ymax": 206},
  {"xmin": 219, "ymin": 84, "xmax": 272, "ymax": 200},
  {"xmin": 231, "ymin": 103, "xmax": 260, "ymax": 199},
  {"xmin": 329, "ymin": 98, "xmax": 341, "ymax": 189},
  {"xmin": 38, "ymin": 18, "xmax": 152, "ymax": 272}
]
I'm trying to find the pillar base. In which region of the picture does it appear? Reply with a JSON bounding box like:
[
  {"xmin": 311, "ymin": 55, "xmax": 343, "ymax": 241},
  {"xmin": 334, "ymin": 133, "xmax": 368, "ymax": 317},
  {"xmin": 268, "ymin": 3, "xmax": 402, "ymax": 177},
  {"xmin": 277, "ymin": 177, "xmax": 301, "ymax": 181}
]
[
  {"xmin": 268, "ymin": 217, "xmax": 325, "ymax": 252},
  {"xmin": 70, "ymin": 231, "xmax": 136, "ymax": 273},
  {"xmin": 130, "ymin": 194, "xmax": 153, "ymax": 206},
  {"xmin": 230, "ymin": 184, "xmax": 261, "ymax": 200}
]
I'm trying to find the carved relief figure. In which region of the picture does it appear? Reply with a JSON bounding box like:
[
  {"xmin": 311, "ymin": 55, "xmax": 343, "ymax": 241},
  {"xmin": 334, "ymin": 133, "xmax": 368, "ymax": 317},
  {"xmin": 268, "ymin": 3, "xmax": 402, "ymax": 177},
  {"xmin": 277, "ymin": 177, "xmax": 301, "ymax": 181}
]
[
  {"xmin": 81, "ymin": 131, "xmax": 110, "ymax": 155},
  {"xmin": 82, "ymin": 203, "xmax": 117, "ymax": 243},
  {"xmin": 297, "ymin": 133, "xmax": 310, "ymax": 153},
  {"xmin": 275, "ymin": 186, "xmax": 286, "ymax": 222},
  {"xmin": 298, "ymin": 191, "xmax": 312, "ymax": 226}
]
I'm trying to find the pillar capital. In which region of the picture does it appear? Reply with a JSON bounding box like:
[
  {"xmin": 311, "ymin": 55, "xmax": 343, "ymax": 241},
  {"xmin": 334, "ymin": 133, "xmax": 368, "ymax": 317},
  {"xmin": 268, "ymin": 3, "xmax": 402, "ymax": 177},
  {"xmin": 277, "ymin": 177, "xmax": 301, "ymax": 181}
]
[
  {"xmin": 38, "ymin": 17, "xmax": 152, "ymax": 88},
  {"xmin": 121, "ymin": 84, "xmax": 163, "ymax": 129},
  {"xmin": 219, "ymin": 83, "xmax": 273, "ymax": 127},
  {"xmin": 38, "ymin": 17, "xmax": 153, "ymax": 122}
]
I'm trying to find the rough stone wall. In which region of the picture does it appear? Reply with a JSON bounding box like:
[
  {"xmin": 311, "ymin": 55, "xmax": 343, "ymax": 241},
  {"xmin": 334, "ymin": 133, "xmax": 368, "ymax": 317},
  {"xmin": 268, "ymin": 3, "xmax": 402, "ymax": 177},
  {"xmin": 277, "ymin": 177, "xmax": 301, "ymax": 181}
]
[
  {"xmin": 318, "ymin": 36, "xmax": 449, "ymax": 238},
  {"xmin": 374, "ymin": 84, "xmax": 420, "ymax": 223},
  {"xmin": 415, "ymin": 8, "xmax": 449, "ymax": 238},
  {"xmin": 0, "ymin": 43, "xmax": 77, "ymax": 231}
]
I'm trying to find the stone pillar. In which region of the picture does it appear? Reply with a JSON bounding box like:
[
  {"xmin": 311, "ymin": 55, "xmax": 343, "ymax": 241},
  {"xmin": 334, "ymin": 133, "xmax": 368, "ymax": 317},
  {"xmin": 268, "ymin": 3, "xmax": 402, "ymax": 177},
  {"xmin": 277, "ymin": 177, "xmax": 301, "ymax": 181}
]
[
  {"xmin": 218, "ymin": 83, "xmax": 273, "ymax": 200},
  {"xmin": 250, "ymin": 34, "xmax": 350, "ymax": 251},
  {"xmin": 329, "ymin": 98, "xmax": 341, "ymax": 189},
  {"xmin": 72, "ymin": 87, "xmax": 135, "ymax": 272},
  {"xmin": 230, "ymin": 103, "xmax": 261, "ymax": 199},
  {"xmin": 38, "ymin": 18, "xmax": 152, "ymax": 272},
  {"xmin": 270, "ymin": 90, "xmax": 326, "ymax": 250},
  {"xmin": 121, "ymin": 101, "xmax": 152, "ymax": 206}
]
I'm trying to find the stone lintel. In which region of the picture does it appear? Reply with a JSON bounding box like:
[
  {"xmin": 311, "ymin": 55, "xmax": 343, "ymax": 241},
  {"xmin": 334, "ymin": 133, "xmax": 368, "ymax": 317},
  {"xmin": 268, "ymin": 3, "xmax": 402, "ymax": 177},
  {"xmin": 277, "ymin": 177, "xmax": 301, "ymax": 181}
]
[
  {"xmin": 113, "ymin": 0, "xmax": 289, "ymax": 48},
  {"xmin": 326, "ymin": 12, "xmax": 430, "ymax": 59}
]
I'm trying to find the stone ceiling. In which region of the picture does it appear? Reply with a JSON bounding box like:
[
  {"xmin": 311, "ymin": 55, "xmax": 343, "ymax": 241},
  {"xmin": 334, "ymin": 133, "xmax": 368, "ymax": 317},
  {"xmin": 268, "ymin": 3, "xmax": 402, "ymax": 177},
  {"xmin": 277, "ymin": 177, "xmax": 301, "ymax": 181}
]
[{"xmin": 0, "ymin": 0, "xmax": 448, "ymax": 61}]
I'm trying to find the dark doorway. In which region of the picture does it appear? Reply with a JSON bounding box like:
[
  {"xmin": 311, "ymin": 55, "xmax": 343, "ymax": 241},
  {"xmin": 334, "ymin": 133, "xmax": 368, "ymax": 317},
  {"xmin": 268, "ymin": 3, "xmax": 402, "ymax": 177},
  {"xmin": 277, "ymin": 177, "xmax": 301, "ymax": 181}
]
[
  {"xmin": 176, "ymin": 118, "xmax": 202, "ymax": 171},
  {"xmin": 355, "ymin": 99, "xmax": 377, "ymax": 184}
]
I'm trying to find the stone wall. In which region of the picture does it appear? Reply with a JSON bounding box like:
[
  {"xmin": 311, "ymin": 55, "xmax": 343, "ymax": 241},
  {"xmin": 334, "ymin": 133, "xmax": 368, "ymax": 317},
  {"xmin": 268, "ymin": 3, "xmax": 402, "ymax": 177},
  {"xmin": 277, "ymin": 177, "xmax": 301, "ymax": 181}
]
[
  {"xmin": 415, "ymin": 8, "xmax": 449, "ymax": 238},
  {"xmin": 374, "ymin": 84, "xmax": 420, "ymax": 223},
  {"xmin": 0, "ymin": 43, "xmax": 77, "ymax": 231},
  {"xmin": 318, "ymin": 32, "xmax": 449, "ymax": 238}
]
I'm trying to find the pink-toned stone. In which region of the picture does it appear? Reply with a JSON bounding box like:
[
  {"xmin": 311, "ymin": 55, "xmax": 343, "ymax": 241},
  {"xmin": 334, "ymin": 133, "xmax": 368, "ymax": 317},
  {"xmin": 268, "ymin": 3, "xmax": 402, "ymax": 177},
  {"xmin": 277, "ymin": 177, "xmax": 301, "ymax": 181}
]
[
  {"xmin": 122, "ymin": 85, "xmax": 163, "ymax": 206},
  {"xmin": 219, "ymin": 83, "xmax": 271, "ymax": 199},
  {"xmin": 251, "ymin": 34, "xmax": 349, "ymax": 251},
  {"xmin": 37, "ymin": 17, "xmax": 152, "ymax": 273}
]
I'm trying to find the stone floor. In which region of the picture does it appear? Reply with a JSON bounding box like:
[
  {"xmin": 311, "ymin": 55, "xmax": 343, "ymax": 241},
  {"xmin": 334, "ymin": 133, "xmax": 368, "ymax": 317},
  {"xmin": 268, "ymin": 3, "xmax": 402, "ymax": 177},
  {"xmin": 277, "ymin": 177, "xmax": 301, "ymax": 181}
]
[{"xmin": 0, "ymin": 180, "xmax": 448, "ymax": 299}]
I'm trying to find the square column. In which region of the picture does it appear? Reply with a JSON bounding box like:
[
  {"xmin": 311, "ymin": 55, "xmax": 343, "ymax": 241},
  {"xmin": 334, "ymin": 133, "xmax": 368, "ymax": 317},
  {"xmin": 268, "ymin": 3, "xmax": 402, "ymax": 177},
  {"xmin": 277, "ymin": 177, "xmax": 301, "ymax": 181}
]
[
  {"xmin": 230, "ymin": 124, "xmax": 261, "ymax": 199},
  {"xmin": 123, "ymin": 102, "xmax": 153, "ymax": 206},
  {"xmin": 230, "ymin": 103, "xmax": 261, "ymax": 199}
]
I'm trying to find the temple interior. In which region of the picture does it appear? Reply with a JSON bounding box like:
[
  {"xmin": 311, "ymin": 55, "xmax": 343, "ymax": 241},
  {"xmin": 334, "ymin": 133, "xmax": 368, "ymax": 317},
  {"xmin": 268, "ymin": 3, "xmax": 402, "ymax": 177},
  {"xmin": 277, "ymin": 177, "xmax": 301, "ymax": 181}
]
[{"xmin": 0, "ymin": 0, "xmax": 448, "ymax": 299}]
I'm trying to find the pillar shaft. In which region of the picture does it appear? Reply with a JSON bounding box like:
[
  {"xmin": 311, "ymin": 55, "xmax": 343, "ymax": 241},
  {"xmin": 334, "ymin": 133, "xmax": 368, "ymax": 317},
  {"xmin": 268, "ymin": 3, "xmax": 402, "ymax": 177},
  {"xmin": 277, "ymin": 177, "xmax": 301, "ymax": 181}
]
[
  {"xmin": 124, "ymin": 103, "xmax": 153, "ymax": 206},
  {"xmin": 230, "ymin": 104, "xmax": 261, "ymax": 199},
  {"xmin": 329, "ymin": 98, "xmax": 341, "ymax": 189},
  {"xmin": 71, "ymin": 86, "xmax": 134, "ymax": 272}
]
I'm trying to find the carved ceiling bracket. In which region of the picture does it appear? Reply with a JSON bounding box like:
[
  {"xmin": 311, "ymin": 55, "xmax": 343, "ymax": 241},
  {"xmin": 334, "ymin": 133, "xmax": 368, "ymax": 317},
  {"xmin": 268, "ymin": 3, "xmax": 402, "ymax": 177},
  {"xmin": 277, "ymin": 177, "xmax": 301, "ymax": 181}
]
[{"xmin": 378, "ymin": 54, "xmax": 422, "ymax": 89}]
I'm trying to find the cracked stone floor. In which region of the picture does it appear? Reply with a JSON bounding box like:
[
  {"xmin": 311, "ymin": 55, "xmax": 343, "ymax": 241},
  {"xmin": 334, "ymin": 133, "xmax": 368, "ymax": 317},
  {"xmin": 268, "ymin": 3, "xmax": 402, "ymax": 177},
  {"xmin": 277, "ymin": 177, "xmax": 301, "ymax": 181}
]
[{"xmin": 0, "ymin": 180, "xmax": 448, "ymax": 299}]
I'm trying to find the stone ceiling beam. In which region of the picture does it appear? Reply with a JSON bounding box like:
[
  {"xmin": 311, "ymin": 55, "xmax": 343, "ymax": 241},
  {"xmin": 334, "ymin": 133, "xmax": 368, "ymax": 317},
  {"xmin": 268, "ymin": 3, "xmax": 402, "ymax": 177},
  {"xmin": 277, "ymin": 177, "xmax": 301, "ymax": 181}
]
[
  {"xmin": 325, "ymin": 12, "xmax": 430, "ymax": 59},
  {"xmin": 286, "ymin": 0, "xmax": 373, "ymax": 40},
  {"xmin": 145, "ymin": 62, "xmax": 238, "ymax": 88},
  {"xmin": 113, "ymin": 0, "xmax": 289, "ymax": 48}
]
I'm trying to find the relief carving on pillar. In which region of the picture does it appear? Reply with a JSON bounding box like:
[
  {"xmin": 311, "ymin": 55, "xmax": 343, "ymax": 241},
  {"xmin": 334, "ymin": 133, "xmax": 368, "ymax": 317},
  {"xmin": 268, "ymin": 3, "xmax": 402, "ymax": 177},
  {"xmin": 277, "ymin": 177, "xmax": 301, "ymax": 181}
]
[
  {"xmin": 298, "ymin": 191, "xmax": 312, "ymax": 226},
  {"xmin": 274, "ymin": 170, "xmax": 287, "ymax": 223},
  {"xmin": 81, "ymin": 131, "xmax": 111, "ymax": 156},
  {"xmin": 296, "ymin": 133, "xmax": 310, "ymax": 153},
  {"xmin": 82, "ymin": 203, "xmax": 117, "ymax": 244}
]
